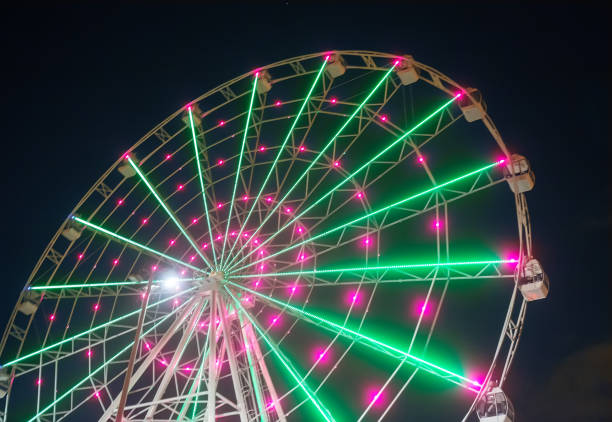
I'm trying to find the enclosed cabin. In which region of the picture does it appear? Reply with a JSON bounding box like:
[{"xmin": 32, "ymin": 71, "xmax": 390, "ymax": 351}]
[
  {"xmin": 505, "ymin": 154, "xmax": 535, "ymax": 193},
  {"xmin": 517, "ymin": 258, "xmax": 549, "ymax": 301},
  {"xmin": 477, "ymin": 386, "xmax": 515, "ymax": 422},
  {"xmin": 394, "ymin": 55, "xmax": 420, "ymax": 86},
  {"xmin": 256, "ymin": 69, "xmax": 273, "ymax": 94},
  {"xmin": 18, "ymin": 289, "xmax": 42, "ymax": 315},
  {"xmin": 61, "ymin": 217, "xmax": 84, "ymax": 242},
  {"xmin": 459, "ymin": 87, "xmax": 487, "ymax": 122},
  {"xmin": 325, "ymin": 53, "xmax": 347, "ymax": 79},
  {"xmin": 0, "ymin": 367, "xmax": 9, "ymax": 399},
  {"xmin": 117, "ymin": 153, "xmax": 138, "ymax": 178}
]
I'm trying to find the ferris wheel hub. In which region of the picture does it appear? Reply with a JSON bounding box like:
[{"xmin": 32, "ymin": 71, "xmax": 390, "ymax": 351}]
[{"xmin": 208, "ymin": 271, "xmax": 226, "ymax": 283}]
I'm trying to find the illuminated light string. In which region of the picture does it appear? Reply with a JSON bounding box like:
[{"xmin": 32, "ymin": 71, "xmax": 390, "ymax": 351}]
[
  {"xmin": 228, "ymin": 259, "xmax": 516, "ymax": 279},
  {"xmin": 125, "ymin": 156, "xmax": 214, "ymax": 271},
  {"xmin": 71, "ymin": 216, "xmax": 201, "ymax": 272},
  {"xmin": 219, "ymin": 73, "xmax": 259, "ymax": 268},
  {"xmin": 0, "ymin": 287, "xmax": 195, "ymax": 368},
  {"xmin": 188, "ymin": 105, "xmax": 219, "ymax": 268},
  {"xmin": 28, "ymin": 277, "xmax": 202, "ymax": 291},
  {"xmin": 25, "ymin": 297, "xmax": 194, "ymax": 422},
  {"xmin": 225, "ymin": 281, "xmax": 481, "ymax": 392},
  {"xmin": 225, "ymin": 94, "xmax": 460, "ymax": 272},
  {"xmin": 222, "ymin": 58, "xmax": 329, "ymax": 267},
  {"xmin": 225, "ymin": 288, "xmax": 336, "ymax": 422},
  {"xmin": 229, "ymin": 161, "xmax": 502, "ymax": 274},
  {"xmin": 223, "ymin": 62, "xmax": 399, "ymax": 272}
]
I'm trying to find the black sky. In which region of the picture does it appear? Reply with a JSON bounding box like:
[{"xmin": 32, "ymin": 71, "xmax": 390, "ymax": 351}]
[{"xmin": 1, "ymin": 3, "xmax": 610, "ymax": 420}]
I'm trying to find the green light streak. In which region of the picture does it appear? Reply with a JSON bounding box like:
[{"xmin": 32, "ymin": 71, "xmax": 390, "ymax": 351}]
[
  {"xmin": 126, "ymin": 156, "xmax": 214, "ymax": 271},
  {"xmin": 236, "ymin": 307, "xmax": 268, "ymax": 422},
  {"xmin": 226, "ymin": 95, "xmax": 459, "ymax": 272},
  {"xmin": 223, "ymin": 59, "xmax": 328, "ymax": 268},
  {"xmin": 223, "ymin": 64, "xmax": 398, "ymax": 271},
  {"xmin": 226, "ymin": 281, "xmax": 481, "ymax": 391},
  {"xmin": 188, "ymin": 106, "xmax": 218, "ymax": 268},
  {"xmin": 225, "ymin": 288, "xmax": 335, "ymax": 422},
  {"xmin": 230, "ymin": 161, "xmax": 500, "ymax": 274},
  {"xmin": 72, "ymin": 216, "xmax": 201, "ymax": 272},
  {"xmin": 229, "ymin": 259, "xmax": 515, "ymax": 279},
  {"xmin": 220, "ymin": 73, "xmax": 259, "ymax": 268},
  {"xmin": 26, "ymin": 298, "xmax": 193, "ymax": 422},
  {"xmin": 0, "ymin": 287, "xmax": 194, "ymax": 368},
  {"xmin": 28, "ymin": 277, "xmax": 201, "ymax": 291}
]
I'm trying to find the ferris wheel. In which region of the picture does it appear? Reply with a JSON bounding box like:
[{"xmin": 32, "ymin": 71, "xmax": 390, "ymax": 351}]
[{"xmin": 0, "ymin": 51, "xmax": 549, "ymax": 421}]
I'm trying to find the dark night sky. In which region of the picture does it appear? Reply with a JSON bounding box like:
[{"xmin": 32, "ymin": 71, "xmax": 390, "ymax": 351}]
[{"xmin": 1, "ymin": 3, "xmax": 610, "ymax": 420}]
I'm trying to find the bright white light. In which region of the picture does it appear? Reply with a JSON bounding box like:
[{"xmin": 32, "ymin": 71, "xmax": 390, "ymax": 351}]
[{"xmin": 162, "ymin": 276, "xmax": 180, "ymax": 290}]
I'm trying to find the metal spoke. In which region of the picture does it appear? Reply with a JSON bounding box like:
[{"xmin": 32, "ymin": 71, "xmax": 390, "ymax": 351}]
[
  {"xmin": 72, "ymin": 215, "xmax": 202, "ymax": 272},
  {"xmin": 224, "ymin": 63, "xmax": 398, "ymax": 271},
  {"xmin": 126, "ymin": 155, "xmax": 215, "ymax": 270},
  {"xmin": 225, "ymin": 287, "xmax": 336, "ymax": 422}
]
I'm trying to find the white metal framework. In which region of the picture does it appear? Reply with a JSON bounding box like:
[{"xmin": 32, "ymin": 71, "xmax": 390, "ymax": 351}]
[{"xmin": 0, "ymin": 51, "xmax": 542, "ymax": 421}]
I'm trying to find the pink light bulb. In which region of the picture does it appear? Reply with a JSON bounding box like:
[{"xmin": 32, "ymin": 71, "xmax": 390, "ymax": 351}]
[
  {"xmin": 117, "ymin": 198, "xmax": 124, "ymax": 206},
  {"xmin": 380, "ymin": 114, "xmax": 388, "ymax": 122},
  {"xmin": 49, "ymin": 314, "xmax": 55, "ymax": 321},
  {"xmin": 297, "ymin": 226, "xmax": 304, "ymax": 234},
  {"xmin": 180, "ymin": 269, "xmax": 186, "ymax": 276},
  {"xmin": 259, "ymin": 146, "xmax": 266, "ymax": 152},
  {"xmin": 218, "ymin": 120, "xmax": 225, "ymax": 126},
  {"xmin": 285, "ymin": 207, "xmax": 292, "ymax": 214},
  {"xmin": 217, "ymin": 202, "xmax": 223, "ymax": 208},
  {"xmin": 230, "ymin": 231, "xmax": 237, "ymax": 237},
  {"xmin": 192, "ymin": 218, "xmax": 198, "ymax": 224},
  {"xmin": 169, "ymin": 239, "xmax": 176, "ymax": 246},
  {"xmin": 363, "ymin": 237, "xmax": 371, "ymax": 246},
  {"xmin": 393, "ymin": 58, "xmax": 401, "ymax": 66},
  {"xmin": 93, "ymin": 303, "xmax": 99, "ymax": 311},
  {"xmin": 177, "ymin": 184, "xmax": 184, "ymax": 191},
  {"xmin": 87, "ymin": 349, "xmax": 93, "ymax": 357},
  {"xmin": 216, "ymin": 234, "xmax": 222, "ymax": 241},
  {"xmin": 243, "ymin": 232, "xmax": 249, "ymax": 238},
  {"xmin": 254, "ymin": 279, "xmax": 261, "ymax": 288},
  {"xmin": 36, "ymin": 378, "xmax": 42, "ymax": 386},
  {"xmin": 141, "ymin": 218, "xmax": 148, "ymax": 225},
  {"xmin": 165, "ymin": 153, "xmax": 172, "ymax": 160},
  {"xmin": 77, "ymin": 253, "xmax": 84, "ymax": 260},
  {"xmin": 333, "ymin": 161, "xmax": 340, "ymax": 167},
  {"xmin": 94, "ymin": 391, "xmax": 100, "ymax": 398},
  {"xmin": 418, "ymin": 156, "xmax": 425, "ymax": 163},
  {"xmin": 217, "ymin": 159, "xmax": 224, "ymax": 165},
  {"xmin": 330, "ymin": 97, "xmax": 337, "ymax": 104},
  {"xmin": 356, "ymin": 191, "xmax": 363, "ymax": 199},
  {"xmin": 202, "ymin": 242, "xmax": 208, "ymax": 249},
  {"xmin": 265, "ymin": 196, "xmax": 273, "ymax": 203},
  {"xmin": 455, "ymin": 92, "xmax": 463, "ymax": 98},
  {"xmin": 242, "ymin": 195, "xmax": 248, "ymax": 201},
  {"xmin": 270, "ymin": 316, "xmax": 279, "ymax": 326},
  {"xmin": 189, "ymin": 255, "xmax": 196, "ymax": 262},
  {"xmin": 112, "ymin": 259, "xmax": 119, "ymax": 266},
  {"xmin": 497, "ymin": 158, "xmax": 507, "ymax": 165},
  {"xmin": 152, "ymin": 265, "xmax": 158, "ymax": 271},
  {"xmin": 299, "ymin": 145, "xmax": 306, "ymax": 152},
  {"xmin": 275, "ymin": 100, "xmax": 282, "ymax": 107},
  {"xmin": 267, "ymin": 400, "xmax": 275, "ymax": 409}
]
